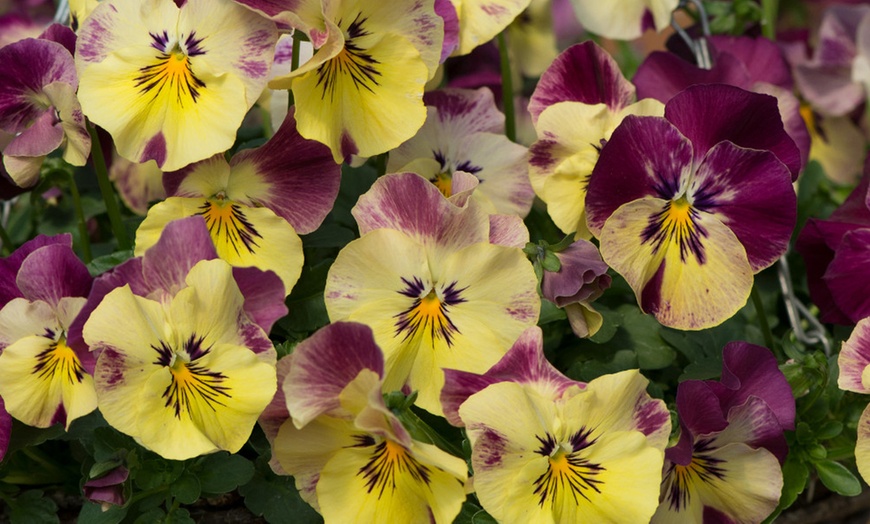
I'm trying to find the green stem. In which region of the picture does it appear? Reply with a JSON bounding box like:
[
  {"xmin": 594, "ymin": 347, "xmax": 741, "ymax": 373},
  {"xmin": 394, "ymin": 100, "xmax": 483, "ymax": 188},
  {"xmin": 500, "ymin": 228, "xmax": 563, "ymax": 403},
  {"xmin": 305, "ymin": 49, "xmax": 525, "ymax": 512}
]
[
  {"xmin": 497, "ymin": 31, "xmax": 516, "ymax": 143},
  {"xmin": 88, "ymin": 124, "xmax": 131, "ymax": 251},
  {"xmin": 751, "ymin": 283, "xmax": 776, "ymax": 351},
  {"xmin": 291, "ymin": 31, "xmax": 301, "ymax": 72},
  {"xmin": 761, "ymin": 0, "xmax": 779, "ymax": 40},
  {"xmin": 0, "ymin": 216, "xmax": 12, "ymax": 256},
  {"xmin": 68, "ymin": 172, "xmax": 93, "ymax": 263}
]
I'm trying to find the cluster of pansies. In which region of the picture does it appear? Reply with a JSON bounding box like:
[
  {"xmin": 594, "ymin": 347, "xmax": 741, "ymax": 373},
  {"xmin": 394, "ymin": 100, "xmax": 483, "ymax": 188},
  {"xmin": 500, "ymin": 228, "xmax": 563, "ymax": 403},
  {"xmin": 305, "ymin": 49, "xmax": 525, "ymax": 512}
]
[{"xmin": 3, "ymin": 0, "xmax": 870, "ymax": 522}]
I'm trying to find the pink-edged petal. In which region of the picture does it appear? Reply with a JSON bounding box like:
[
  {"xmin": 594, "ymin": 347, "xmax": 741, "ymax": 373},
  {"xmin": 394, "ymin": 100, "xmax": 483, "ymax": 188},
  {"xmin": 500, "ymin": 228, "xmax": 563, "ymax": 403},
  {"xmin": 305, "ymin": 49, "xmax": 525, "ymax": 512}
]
[
  {"xmin": 0, "ymin": 234, "xmax": 71, "ymax": 306},
  {"xmin": 528, "ymin": 41, "xmax": 635, "ymax": 124},
  {"xmin": 690, "ymin": 141, "xmax": 796, "ymax": 272},
  {"xmin": 284, "ymin": 322, "xmax": 384, "ymax": 429},
  {"xmin": 708, "ymin": 342, "xmax": 795, "ymax": 432},
  {"xmin": 352, "ymin": 172, "xmax": 489, "ymax": 250},
  {"xmin": 16, "ymin": 243, "xmax": 92, "ymax": 304},
  {"xmin": 140, "ymin": 216, "xmax": 218, "ymax": 296},
  {"xmin": 422, "ymin": 87, "xmax": 504, "ymax": 135},
  {"xmin": 585, "ymin": 115, "xmax": 694, "ymax": 237},
  {"xmin": 488, "ymin": 214, "xmax": 529, "ymax": 248},
  {"xmin": 839, "ymin": 315, "xmax": 870, "ymax": 394},
  {"xmin": 231, "ymin": 267, "xmax": 288, "ymax": 335},
  {"xmin": 435, "ymin": 0, "xmax": 460, "ymax": 62},
  {"xmin": 0, "ymin": 396, "xmax": 10, "ymax": 462},
  {"xmin": 223, "ymin": 110, "xmax": 340, "ymax": 234},
  {"xmin": 664, "ymin": 84, "xmax": 802, "ymax": 180},
  {"xmin": 441, "ymin": 327, "xmax": 581, "ymax": 426}
]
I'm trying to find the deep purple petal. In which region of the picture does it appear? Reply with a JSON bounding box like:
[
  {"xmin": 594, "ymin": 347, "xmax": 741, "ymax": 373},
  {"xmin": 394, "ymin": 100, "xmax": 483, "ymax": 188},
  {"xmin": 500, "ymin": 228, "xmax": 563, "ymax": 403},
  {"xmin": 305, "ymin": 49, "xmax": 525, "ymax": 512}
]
[
  {"xmin": 674, "ymin": 380, "xmax": 728, "ymax": 445},
  {"xmin": 585, "ymin": 115, "xmax": 694, "ymax": 236},
  {"xmin": 0, "ymin": 234, "xmax": 71, "ymax": 306},
  {"xmin": 541, "ymin": 239, "xmax": 610, "ymax": 306},
  {"xmin": 708, "ymin": 341, "xmax": 795, "ymax": 432},
  {"xmin": 228, "ymin": 110, "xmax": 340, "ymax": 234},
  {"xmin": 633, "ymin": 50, "xmax": 751, "ymax": 103},
  {"xmin": 38, "ymin": 23, "xmax": 77, "ymax": 56},
  {"xmin": 528, "ymin": 41, "xmax": 634, "ymax": 124},
  {"xmin": 0, "ymin": 397, "xmax": 10, "ymax": 462},
  {"xmin": 664, "ymin": 84, "xmax": 802, "ymax": 180},
  {"xmin": 691, "ymin": 141, "xmax": 795, "ymax": 272},
  {"xmin": 16, "ymin": 243, "xmax": 91, "ymax": 304},
  {"xmin": 284, "ymin": 322, "xmax": 384, "ymax": 427},
  {"xmin": 232, "ymin": 267, "xmax": 288, "ymax": 334},
  {"xmin": 708, "ymin": 34, "xmax": 793, "ymax": 89},
  {"xmin": 0, "ymin": 38, "xmax": 76, "ymax": 133},
  {"xmin": 824, "ymin": 229, "xmax": 870, "ymax": 323},
  {"xmin": 141, "ymin": 216, "xmax": 217, "ymax": 295}
]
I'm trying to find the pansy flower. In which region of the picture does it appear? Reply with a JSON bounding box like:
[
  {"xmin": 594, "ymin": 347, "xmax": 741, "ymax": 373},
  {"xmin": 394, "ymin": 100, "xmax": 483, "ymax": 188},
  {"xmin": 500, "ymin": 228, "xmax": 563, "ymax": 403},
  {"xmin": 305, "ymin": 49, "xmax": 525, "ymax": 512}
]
[
  {"xmin": 236, "ymin": 0, "xmax": 443, "ymax": 163},
  {"xmin": 134, "ymin": 111, "xmax": 339, "ymax": 295},
  {"xmin": 325, "ymin": 172, "xmax": 539, "ymax": 414},
  {"xmin": 528, "ymin": 41, "xmax": 665, "ymax": 239},
  {"xmin": 837, "ymin": 317, "xmax": 870, "ymax": 483},
  {"xmin": 441, "ymin": 327, "xmax": 671, "ymax": 522},
  {"xmin": 568, "ymin": 0, "xmax": 678, "ymax": 41},
  {"xmin": 75, "ymin": 0, "xmax": 278, "ymax": 171},
  {"xmin": 653, "ymin": 342, "xmax": 795, "ymax": 523},
  {"xmin": 83, "ymin": 258, "xmax": 277, "ymax": 460},
  {"xmin": 796, "ymin": 157, "xmax": 870, "ymax": 324},
  {"xmin": 0, "ymin": 234, "xmax": 97, "ymax": 429},
  {"xmin": 0, "ymin": 24, "xmax": 90, "ymax": 187},
  {"xmin": 271, "ymin": 322, "xmax": 467, "ymax": 522},
  {"xmin": 109, "ymin": 156, "xmax": 165, "ymax": 216},
  {"xmin": 444, "ymin": 0, "xmax": 532, "ymax": 56},
  {"xmin": 585, "ymin": 84, "xmax": 797, "ymax": 330},
  {"xmin": 388, "ymin": 87, "xmax": 534, "ymax": 217}
]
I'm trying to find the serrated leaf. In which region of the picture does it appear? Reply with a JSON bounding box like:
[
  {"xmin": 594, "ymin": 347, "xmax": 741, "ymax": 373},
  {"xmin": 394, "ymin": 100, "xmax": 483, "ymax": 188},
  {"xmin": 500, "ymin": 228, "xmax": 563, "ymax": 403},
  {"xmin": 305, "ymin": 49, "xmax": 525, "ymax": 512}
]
[
  {"xmin": 814, "ymin": 460, "xmax": 861, "ymax": 496},
  {"xmin": 196, "ymin": 453, "xmax": 255, "ymax": 494}
]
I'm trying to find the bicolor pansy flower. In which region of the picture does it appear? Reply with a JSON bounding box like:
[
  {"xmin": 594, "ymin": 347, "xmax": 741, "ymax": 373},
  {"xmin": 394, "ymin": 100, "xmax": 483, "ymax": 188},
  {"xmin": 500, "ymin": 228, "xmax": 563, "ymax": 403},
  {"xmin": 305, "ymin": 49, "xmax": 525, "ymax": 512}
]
[
  {"xmin": 236, "ymin": 0, "xmax": 443, "ymax": 163},
  {"xmin": 528, "ymin": 41, "xmax": 665, "ymax": 239},
  {"xmin": 569, "ymin": 0, "xmax": 678, "ymax": 40},
  {"xmin": 445, "ymin": 0, "xmax": 531, "ymax": 56},
  {"xmin": 67, "ymin": 216, "xmax": 287, "ymax": 360},
  {"xmin": 838, "ymin": 317, "xmax": 870, "ymax": 484},
  {"xmin": 83, "ymin": 258, "xmax": 277, "ymax": 460},
  {"xmin": 653, "ymin": 342, "xmax": 795, "ymax": 523},
  {"xmin": 271, "ymin": 322, "xmax": 467, "ymax": 522},
  {"xmin": 442, "ymin": 327, "xmax": 671, "ymax": 523},
  {"xmin": 0, "ymin": 24, "xmax": 90, "ymax": 187},
  {"xmin": 134, "ymin": 111, "xmax": 340, "ymax": 295},
  {"xmin": 585, "ymin": 84, "xmax": 798, "ymax": 330},
  {"xmin": 388, "ymin": 87, "xmax": 534, "ymax": 217},
  {"xmin": 507, "ymin": 0, "xmax": 558, "ymax": 78},
  {"xmin": 0, "ymin": 234, "xmax": 97, "ymax": 429},
  {"xmin": 325, "ymin": 172, "xmax": 540, "ymax": 415},
  {"xmin": 75, "ymin": 0, "xmax": 278, "ymax": 171}
]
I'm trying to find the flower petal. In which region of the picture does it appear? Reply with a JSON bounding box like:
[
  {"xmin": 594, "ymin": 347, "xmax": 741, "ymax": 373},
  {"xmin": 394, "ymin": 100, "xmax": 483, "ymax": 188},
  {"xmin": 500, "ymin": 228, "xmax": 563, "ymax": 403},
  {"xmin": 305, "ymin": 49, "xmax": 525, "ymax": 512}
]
[{"xmin": 839, "ymin": 317, "xmax": 870, "ymax": 394}]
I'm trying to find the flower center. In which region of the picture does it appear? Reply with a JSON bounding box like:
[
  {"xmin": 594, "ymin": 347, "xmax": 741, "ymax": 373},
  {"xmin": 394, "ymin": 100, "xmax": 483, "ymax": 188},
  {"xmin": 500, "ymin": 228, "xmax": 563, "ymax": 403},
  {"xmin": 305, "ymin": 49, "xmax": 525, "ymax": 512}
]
[
  {"xmin": 430, "ymin": 172, "xmax": 453, "ymax": 197},
  {"xmin": 315, "ymin": 13, "xmax": 381, "ymax": 101},
  {"xmin": 394, "ymin": 277, "xmax": 467, "ymax": 347},
  {"xmin": 532, "ymin": 429, "xmax": 605, "ymax": 507},
  {"xmin": 640, "ymin": 196, "xmax": 708, "ymax": 264},
  {"xmin": 135, "ymin": 40, "xmax": 206, "ymax": 108},
  {"xmin": 357, "ymin": 439, "xmax": 432, "ymax": 498},
  {"xmin": 196, "ymin": 198, "xmax": 263, "ymax": 256},
  {"xmin": 153, "ymin": 336, "xmax": 230, "ymax": 419},
  {"xmin": 33, "ymin": 336, "xmax": 85, "ymax": 385}
]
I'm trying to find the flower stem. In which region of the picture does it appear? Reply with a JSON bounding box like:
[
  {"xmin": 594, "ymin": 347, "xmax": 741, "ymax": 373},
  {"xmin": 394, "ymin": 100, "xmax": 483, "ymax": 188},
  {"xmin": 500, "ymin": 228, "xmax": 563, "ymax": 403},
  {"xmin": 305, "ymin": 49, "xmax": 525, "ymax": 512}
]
[
  {"xmin": 88, "ymin": 123, "xmax": 132, "ymax": 251},
  {"xmin": 761, "ymin": 0, "xmax": 779, "ymax": 40},
  {"xmin": 751, "ymin": 282, "xmax": 776, "ymax": 351},
  {"xmin": 0, "ymin": 216, "xmax": 12, "ymax": 256},
  {"xmin": 497, "ymin": 31, "xmax": 516, "ymax": 142},
  {"xmin": 68, "ymin": 171, "xmax": 93, "ymax": 263}
]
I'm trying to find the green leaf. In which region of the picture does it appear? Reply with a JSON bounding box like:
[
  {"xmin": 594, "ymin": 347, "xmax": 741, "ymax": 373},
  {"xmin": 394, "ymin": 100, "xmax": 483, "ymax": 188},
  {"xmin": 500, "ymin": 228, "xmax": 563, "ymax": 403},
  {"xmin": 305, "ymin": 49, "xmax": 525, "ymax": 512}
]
[
  {"xmin": 814, "ymin": 460, "xmax": 862, "ymax": 496},
  {"xmin": 678, "ymin": 357, "xmax": 725, "ymax": 382},
  {"xmin": 538, "ymin": 299, "xmax": 567, "ymax": 324},
  {"xmin": 87, "ymin": 250, "xmax": 134, "ymax": 276},
  {"xmin": 541, "ymin": 251, "xmax": 561, "ymax": 272},
  {"xmin": 9, "ymin": 490, "xmax": 59, "ymax": 524},
  {"xmin": 164, "ymin": 507, "xmax": 195, "ymax": 524},
  {"xmin": 195, "ymin": 452, "xmax": 255, "ymax": 494},
  {"xmin": 617, "ymin": 305, "xmax": 675, "ymax": 370},
  {"xmin": 816, "ymin": 421, "xmax": 844, "ymax": 440},
  {"xmin": 240, "ymin": 466, "xmax": 322, "ymax": 524},
  {"xmin": 135, "ymin": 459, "xmax": 183, "ymax": 491},
  {"xmin": 170, "ymin": 472, "xmax": 201, "ymax": 505},
  {"xmin": 77, "ymin": 502, "xmax": 128, "ymax": 524},
  {"xmin": 588, "ymin": 304, "xmax": 619, "ymax": 344},
  {"xmin": 779, "ymin": 455, "xmax": 809, "ymax": 510},
  {"xmin": 453, "ymin": 500, "xmax": 497, "ymax": 523},
  {"xmin": 133, "ymin": 507, "xmax": 165, "ymax": 524}
]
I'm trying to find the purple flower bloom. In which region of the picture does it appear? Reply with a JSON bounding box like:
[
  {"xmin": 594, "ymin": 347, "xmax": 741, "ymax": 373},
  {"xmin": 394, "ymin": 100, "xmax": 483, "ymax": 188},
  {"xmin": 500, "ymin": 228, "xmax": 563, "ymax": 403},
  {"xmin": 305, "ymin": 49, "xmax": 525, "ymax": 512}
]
[
  {"xmin": 653, "ymin": 342, "xmax": 795, "ymax": 522},
  {"xmin": 83, "ymin": 466, "xmax": 129, "ymax": 509}
]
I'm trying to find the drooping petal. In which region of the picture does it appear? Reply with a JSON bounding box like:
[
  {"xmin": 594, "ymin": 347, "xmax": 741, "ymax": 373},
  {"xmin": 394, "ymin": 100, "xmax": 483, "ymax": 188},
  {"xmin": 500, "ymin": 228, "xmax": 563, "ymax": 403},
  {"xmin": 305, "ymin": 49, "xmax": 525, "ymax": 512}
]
[
  {"xmin": 528, "ymin": 41, "xmax": 635, "ymax": 123},
  {"xmin": 664, "ymin": 84, "xmax": 802, "ymax": 180},
  {"xmin": 284, "ymin": 322, "xmax": 384, "ymax": 429},
  {"xmin": 541, "ymin": 239, "xmax": 610, "ymax": 307},
  {"xmin": 585, "ymin": 115, "xmax": 694, "ymax": 237},
  {"xmin": 690, "ymin": 141, "xmax": 796, "ymax": 272},
  {"xmin": 599, "ymin": 197, "xmax": 753, "ymax": 330}
]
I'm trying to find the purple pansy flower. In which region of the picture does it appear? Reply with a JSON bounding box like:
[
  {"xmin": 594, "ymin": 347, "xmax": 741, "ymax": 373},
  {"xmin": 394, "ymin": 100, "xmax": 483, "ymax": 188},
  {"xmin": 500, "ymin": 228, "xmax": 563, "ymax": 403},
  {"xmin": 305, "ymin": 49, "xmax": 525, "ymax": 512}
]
[
  {"xmin": 585, "ymin": 84, "xmax": 797, "ymax": 330},
  {"xmin": 83, "ymin": 466, "xmax": 129, "ymax": 509},
  {"xmin": 653, "ymin": 342, "xmax": 795, "ymax": 523}
]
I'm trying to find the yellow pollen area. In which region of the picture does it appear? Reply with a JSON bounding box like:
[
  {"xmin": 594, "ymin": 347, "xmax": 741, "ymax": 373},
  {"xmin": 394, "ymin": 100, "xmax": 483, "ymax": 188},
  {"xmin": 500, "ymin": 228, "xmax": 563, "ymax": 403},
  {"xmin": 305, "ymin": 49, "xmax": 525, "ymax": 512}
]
[
  {"xmin": 417, "ymin": 291, "xmax": 444, "ymax": 318},
  {"xmin": 33, "ymin": 337, "xmax": 85, "ymax": 385},
  {"xmin": 799, "ymin": 103, "xmax": 820, "ymax": 137},
  {"xmin": 162, "ymin": 356, "xmax": 230, "ymax": 419},
  {"xmin": 359, "ymin": 439, "xmax": 432, "ymax": 498},
  {"xmin": 135, "ymin": 47, "xmax": 205, "ymax": 107},
  {"xmin": 197, "ymin": 198, "xmax": 262, "ymax": 257},
  {"xmin": 431, "ymin": 172, "xmax": 453, "ymax": 197},
  {"xmin": 548, "ymin": 449, "xmax": 573, "ymax": 474},
  {"xmin": 666, "ymin": 197, "xmax": 693, "ymax": 227}
]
